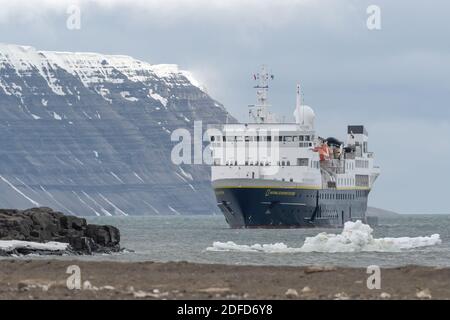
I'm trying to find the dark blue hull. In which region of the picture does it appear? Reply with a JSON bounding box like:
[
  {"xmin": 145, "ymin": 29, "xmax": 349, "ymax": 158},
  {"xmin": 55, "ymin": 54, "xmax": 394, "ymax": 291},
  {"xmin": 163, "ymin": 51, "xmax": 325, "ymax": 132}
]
[{"xmin": 214, "ymin": 187, "xmax": 370, "ymax": 228}]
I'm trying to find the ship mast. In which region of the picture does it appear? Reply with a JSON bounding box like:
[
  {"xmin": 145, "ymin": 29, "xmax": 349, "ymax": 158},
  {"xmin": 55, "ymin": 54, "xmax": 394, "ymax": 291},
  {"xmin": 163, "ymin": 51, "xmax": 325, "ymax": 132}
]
[{"xmin": 249, "ymin": 65, "xmax": 274, "ymax": 123}]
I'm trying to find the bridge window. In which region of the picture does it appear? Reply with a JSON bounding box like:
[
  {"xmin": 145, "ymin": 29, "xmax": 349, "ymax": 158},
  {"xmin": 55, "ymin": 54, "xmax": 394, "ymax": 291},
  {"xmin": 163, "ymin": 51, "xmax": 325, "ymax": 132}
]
[{"xmin": 297, "ymin": 158, "xmax": 309, "ymax": 166}]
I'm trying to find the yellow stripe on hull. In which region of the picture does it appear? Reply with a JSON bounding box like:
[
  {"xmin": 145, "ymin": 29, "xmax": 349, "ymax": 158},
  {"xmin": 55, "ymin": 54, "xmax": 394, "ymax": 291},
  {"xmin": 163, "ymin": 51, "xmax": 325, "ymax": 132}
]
[{"xmin": 214, "ymin": 186, "xmax": 371, "ymax": 191}]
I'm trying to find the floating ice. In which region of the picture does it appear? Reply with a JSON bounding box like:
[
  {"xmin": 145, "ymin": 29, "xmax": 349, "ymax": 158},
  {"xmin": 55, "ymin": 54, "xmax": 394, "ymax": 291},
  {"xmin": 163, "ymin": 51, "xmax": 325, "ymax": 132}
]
[
  {"xmin": 206, "ymin": 220, "xmax": 442, "ymax": 253},
  {"xmin": 299, "ymin": 220, "xmax": 441, "ymax": 252},
  {"xmin": 207, "ymin": 242, "xmax": 301, "ymax": 253},
  {"xmin": 0, "ymin": 240, "xmax": 69, "ymax": 253}
]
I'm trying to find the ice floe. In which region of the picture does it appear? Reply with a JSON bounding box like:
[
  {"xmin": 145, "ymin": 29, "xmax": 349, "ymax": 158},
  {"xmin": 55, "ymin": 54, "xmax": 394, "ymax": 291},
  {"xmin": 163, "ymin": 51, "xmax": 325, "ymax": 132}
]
[
  {"xmin": 0, "ymin": 240, "xmax": 68, "ymax": 253},
  {"xmin": 206, "ymin": 220, "xmax": 442, "ymax": 253}
]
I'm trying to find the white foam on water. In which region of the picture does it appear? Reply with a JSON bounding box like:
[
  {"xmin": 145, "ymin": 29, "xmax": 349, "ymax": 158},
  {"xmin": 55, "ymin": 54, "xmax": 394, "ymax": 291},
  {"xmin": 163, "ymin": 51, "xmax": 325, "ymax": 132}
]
[{"xmin": 206, "ymin": 220, "xmax": 442, "ymax": 253}]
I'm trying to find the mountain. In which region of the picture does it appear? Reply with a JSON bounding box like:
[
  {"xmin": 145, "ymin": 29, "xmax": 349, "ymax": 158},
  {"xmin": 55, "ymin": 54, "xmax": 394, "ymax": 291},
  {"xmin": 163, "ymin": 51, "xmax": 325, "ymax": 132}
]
[
  {"xmin": 366, "ymin": 207, "xmax": 400, "ymax": 217},
  {"xmin": 0, "ymin": 43, "xmax": 234, "ymax": 216}
]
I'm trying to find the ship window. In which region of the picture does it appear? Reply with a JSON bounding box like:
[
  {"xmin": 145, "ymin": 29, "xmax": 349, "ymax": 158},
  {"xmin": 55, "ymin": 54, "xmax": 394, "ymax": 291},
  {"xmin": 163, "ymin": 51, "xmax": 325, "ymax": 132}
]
[
  {"xmin": 267, "ymin": 136, "xmax": 272, "ymax": 142},
  {"xmin": 293, "ymin": 136, "xmax": 298, "ymax": 142},
  {"xmin": 245, "ymin": 161, "xmax": 249, "ymax": 166},
  {"xmin": 286, "ymin": 161, "xmax": 290, "ymax": 166},
  {"xmin": 299, "ymin": 136, "xmax": 304, "ymax": 141},
  {"xmin": 281, "ymin": 161, "xmax": 285, "ymax": 166},
  {"xmin": 283, "ymin": 136, "xmax": 292, "ymax": 142},
  {"xmin": 305, "ymin": 135, "xmax": 310, "ymax": 141},
  {"xmin": 297, "ymin": 158, "xmax": 309, "ymax": 166},
  {"xmin": 210, "ymin": 136, "xmax": 215, "ymax": 142},
  {"xmin": 290, "ymin": 178, "xmax": 293, "ymax": 182},
  {"xmin": 278, "ymin": 136, "xmax": 283, "ymax": 142},
  {"xmin": 244, "ymin": 136, "xmax": 250, "ymax": 142}
]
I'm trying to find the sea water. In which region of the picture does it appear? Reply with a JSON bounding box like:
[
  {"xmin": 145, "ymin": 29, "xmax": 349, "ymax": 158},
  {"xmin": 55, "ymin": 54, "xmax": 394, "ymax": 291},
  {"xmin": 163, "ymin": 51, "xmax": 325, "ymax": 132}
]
[
  {"xmin": 77, "ymin": 214, "xmax": 450, "ymax": 268},
  {"xmin": 5, "ymin": 214, "xmax": 448, "ymax": 267}
]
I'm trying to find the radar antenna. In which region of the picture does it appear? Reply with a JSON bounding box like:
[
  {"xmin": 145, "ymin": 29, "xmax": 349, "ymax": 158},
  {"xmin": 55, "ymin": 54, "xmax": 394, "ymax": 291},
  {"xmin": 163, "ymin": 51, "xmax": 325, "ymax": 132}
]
[{"xmin": 249, "ymin": 65, "xmax": 274, "ymax": 123}]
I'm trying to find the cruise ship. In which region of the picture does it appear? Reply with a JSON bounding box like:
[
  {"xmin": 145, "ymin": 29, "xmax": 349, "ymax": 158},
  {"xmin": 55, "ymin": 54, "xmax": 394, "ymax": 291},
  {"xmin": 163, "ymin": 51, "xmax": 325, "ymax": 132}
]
[{"xmin": 208, "ymin": 66, "xmax": 380, "ymax": 228}]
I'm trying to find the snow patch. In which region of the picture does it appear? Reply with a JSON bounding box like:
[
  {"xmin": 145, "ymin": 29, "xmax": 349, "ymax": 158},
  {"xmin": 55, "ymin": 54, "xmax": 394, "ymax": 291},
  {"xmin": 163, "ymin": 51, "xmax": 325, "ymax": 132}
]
[
  {"xmin": 0, "ymin": 240, "xmax": 69, "ymax": 253},
  {"xmin": 180, "ymin": 70, "xmax": 204, "ymax": 90},
  {"xmin": 168, "ymin": 205, "xmax": 181, "ymax": 215},
  {"xmin": 0, "ymin": 175, "xmax": 40, "ymax": 206},
  {"xmin": 52, "ymin": 112, "xmax": 62, "ymax": 120},
  {"xmin": 98, "ymin": 194, "xmax": 128, "ymax": 216},
  {"xmin": 143, "ymin": 200, "xmax": 160, "ymax": 214},
  {"xmin": 148, "ymin": 88, "xmax": 168, "ymax": 107},
  {"xmin": 179, "ymin": 166, "xmax": 193, "ymax": 180},
  {"xmin": 133, "ymin": 172, "xmax": 145, "ymax": 183},
  {"xmin": 120, "ymin": 91, "xmax": 139, "ymax": 102},
  {"xmin": 110, "ymin": 172, "xmax": 124, "ymax": 183}
]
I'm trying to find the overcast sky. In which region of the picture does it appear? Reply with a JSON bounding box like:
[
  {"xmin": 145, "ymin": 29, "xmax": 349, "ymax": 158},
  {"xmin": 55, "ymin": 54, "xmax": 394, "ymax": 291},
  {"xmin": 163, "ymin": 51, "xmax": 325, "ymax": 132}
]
[{"xmin": 1, "ymin": 0, "xmax": 449, "ymax": 213}]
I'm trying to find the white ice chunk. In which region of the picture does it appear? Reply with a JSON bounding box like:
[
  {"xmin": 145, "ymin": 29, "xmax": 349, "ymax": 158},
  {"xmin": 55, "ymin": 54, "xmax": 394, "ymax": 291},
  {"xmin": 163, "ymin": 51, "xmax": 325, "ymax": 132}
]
[
  {"xmin": 207, "ymin": 220, "xmax": 442, "ymax": 253},
  {"xmin": 0, "ymin": 240, "xmax": 69, "ymax": 252}
]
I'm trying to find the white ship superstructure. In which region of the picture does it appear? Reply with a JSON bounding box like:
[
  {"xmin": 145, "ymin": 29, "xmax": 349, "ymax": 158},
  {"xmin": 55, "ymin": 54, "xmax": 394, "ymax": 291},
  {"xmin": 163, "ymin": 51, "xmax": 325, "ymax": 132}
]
[{"xmin": 209, "ymin": 66, "xmax": 380, "ymax": 228}]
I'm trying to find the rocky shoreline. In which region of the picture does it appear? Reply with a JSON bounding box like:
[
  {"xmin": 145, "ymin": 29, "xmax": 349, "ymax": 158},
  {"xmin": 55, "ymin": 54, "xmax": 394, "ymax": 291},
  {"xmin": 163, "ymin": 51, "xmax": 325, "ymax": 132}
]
[{"xmin": 0, "ymin": 207, "xmax": 120, "ymax": 256}]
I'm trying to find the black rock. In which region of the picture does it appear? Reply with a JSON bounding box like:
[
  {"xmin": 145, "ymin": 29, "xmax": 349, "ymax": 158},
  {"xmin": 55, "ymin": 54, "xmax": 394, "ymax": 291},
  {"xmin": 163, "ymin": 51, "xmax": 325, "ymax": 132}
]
[{"xmin": 0, "ymin": 207, "xmax": 121, "ymax": 256}]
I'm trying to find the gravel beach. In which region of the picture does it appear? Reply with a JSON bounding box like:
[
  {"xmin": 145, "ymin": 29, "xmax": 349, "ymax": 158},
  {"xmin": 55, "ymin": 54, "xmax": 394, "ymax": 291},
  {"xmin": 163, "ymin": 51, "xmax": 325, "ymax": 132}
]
[{"xmin": 0, "ymin": 260, "xmax": 448, "ymax": 300}]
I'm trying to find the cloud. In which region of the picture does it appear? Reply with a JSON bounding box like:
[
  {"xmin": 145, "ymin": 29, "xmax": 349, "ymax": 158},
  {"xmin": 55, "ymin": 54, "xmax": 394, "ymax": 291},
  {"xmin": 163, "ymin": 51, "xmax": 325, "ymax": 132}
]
[{"xmin": 0, "ymin": 0, "xmax": 339, "ymax": 30}]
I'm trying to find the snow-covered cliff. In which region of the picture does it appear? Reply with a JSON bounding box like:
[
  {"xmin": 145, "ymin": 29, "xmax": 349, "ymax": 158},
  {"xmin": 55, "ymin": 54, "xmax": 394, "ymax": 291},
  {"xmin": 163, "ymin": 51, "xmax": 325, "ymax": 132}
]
[{"xmin": 0, "ymin": 43, "xmax": 232, "ymax": 216}]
